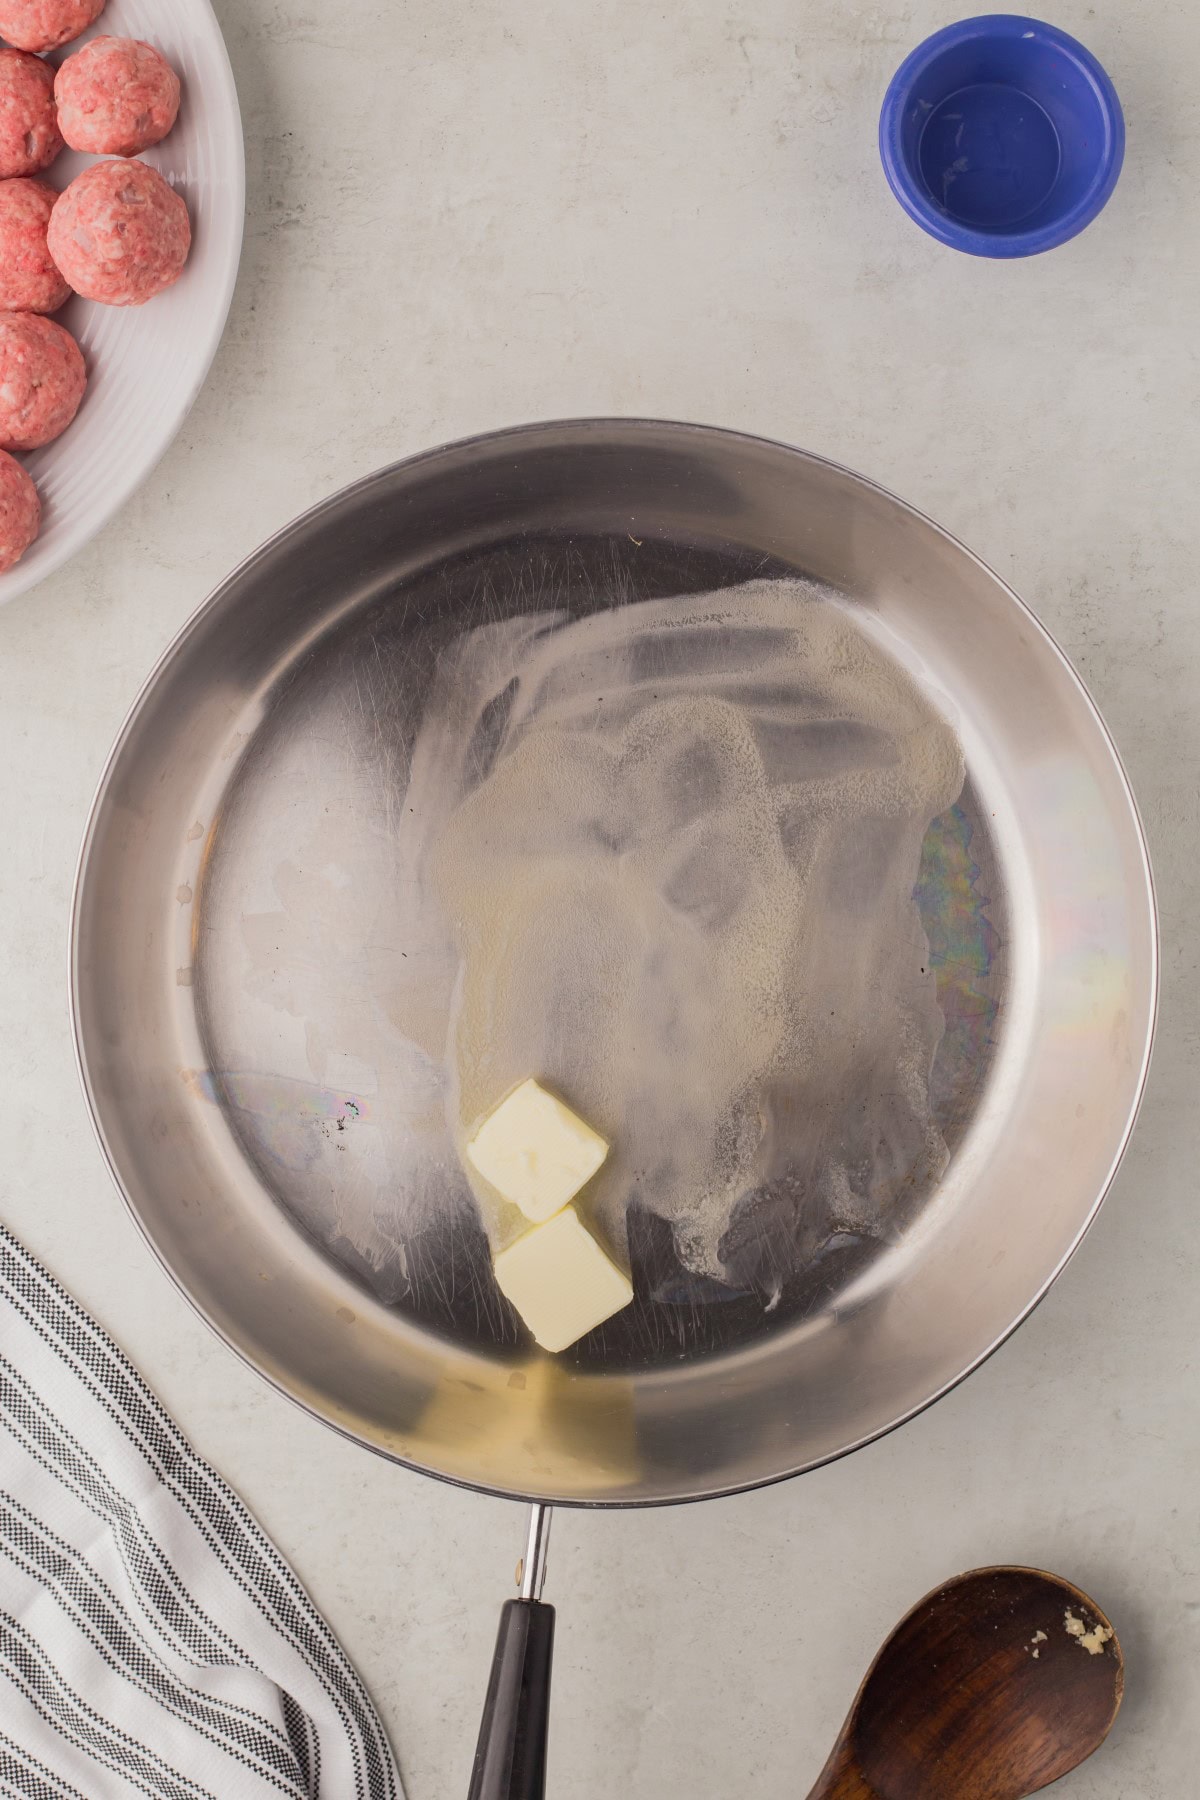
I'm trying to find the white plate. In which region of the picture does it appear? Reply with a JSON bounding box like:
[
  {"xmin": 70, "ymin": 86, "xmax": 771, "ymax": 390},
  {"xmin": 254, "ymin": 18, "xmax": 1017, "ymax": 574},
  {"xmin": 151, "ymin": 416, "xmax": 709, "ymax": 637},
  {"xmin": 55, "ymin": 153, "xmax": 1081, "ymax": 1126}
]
[{"xmin": 0, "ymin": 0, "xmax": 245, "ymax": 604}]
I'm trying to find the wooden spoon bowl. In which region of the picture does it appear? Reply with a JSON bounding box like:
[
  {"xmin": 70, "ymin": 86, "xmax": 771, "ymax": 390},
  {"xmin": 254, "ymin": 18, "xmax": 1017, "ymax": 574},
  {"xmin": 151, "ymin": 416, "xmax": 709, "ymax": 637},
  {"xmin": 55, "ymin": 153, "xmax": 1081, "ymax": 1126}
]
[{"xmin": 807, "ymin": 1567, "xmax": 1123, "ymax": 1800}]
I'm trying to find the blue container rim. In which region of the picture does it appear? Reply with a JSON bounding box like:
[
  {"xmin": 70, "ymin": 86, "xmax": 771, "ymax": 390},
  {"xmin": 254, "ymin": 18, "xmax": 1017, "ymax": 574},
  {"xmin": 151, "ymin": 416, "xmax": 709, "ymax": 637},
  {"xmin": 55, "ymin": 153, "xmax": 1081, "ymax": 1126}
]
[{"xmin": 879, "ymin": 13, "xmax": 1125, "ymax": 258}]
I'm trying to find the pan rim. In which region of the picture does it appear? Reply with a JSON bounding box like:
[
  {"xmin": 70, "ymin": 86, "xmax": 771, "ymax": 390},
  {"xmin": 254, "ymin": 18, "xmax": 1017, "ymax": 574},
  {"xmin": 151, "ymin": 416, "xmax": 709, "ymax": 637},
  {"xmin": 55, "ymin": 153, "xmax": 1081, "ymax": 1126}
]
[{"xmin": 68, "ymin": 416, "xmax": 1160, "ymax": 1508}]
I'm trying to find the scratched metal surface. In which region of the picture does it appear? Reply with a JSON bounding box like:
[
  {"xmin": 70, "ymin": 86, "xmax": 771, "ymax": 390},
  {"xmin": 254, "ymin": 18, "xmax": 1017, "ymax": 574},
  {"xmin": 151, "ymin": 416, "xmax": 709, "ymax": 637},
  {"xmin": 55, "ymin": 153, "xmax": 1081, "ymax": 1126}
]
[
  {"xmin": 71, "ymin": 422, "xmax": 1156, "ymax": 1503},
  {"xmin": 193, "ymin": 534, "xmax": 1004, "ymax": 1368}
]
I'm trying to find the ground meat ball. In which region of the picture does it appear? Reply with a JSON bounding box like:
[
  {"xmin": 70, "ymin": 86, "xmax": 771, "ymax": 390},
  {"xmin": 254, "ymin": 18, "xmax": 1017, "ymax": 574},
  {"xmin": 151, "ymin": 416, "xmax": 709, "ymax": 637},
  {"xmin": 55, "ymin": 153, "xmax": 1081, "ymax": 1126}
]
[
  {"xmin": 47, "ymin": 158, "xmax": 190, "ymax": 305},
  {"xmin": 0, "ymin": 447, "xmax": 39, "ymax": 572},
  {"xmin": 55, "ymin": 37, "xmax": 181, "ymax": 157},
  {"xmin": 0, "ymin": 311, "xmax": 86, "ymax": 449},
  {"xmin": 0, "ymin": 0, "xmax": 106, "ymax": 54},
  {"xmin": 0, "ymin": 178, "xmax": 70, "ymax": 312},
  {"xmin": 0, "ymin": 47, "xmax": 63, "ymax": 178}
]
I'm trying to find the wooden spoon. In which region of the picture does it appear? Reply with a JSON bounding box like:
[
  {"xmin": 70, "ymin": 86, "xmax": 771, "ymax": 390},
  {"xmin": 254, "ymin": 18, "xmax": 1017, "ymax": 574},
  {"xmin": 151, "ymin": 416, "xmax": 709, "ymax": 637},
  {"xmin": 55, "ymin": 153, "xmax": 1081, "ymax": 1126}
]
[{"xmin": 806, "ymin": 1567, "xmax": 1123, "ymax": 1800}]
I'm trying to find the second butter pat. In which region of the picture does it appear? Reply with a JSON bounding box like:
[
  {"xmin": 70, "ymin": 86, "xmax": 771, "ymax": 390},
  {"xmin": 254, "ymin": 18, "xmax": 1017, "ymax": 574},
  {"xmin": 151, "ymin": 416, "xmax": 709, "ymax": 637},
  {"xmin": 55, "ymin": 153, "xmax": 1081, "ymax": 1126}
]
[
  {"xmin": 466, "ymin": 1077, "xmax": 608, "ymax": 1222},
  {"xmin": 493, "ymin": 1206, "xmax": 634, "ymax": 1352}
]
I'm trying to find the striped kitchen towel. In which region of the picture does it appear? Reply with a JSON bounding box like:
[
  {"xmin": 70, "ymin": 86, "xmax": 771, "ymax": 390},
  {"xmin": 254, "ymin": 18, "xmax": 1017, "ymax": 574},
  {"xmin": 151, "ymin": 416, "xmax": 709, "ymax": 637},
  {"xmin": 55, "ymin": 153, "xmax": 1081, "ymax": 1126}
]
[{"xmin": 0, "ymin": 1226, "xmax": 403, "ymax": 1800}]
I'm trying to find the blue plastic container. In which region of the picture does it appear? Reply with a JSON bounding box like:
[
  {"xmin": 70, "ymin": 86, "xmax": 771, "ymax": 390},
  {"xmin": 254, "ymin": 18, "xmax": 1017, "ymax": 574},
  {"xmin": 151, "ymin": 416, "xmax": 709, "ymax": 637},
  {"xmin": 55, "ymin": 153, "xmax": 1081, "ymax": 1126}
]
[{"xmin": 879, "ymin": 15, "xmax": 1124, "ymax": 257}]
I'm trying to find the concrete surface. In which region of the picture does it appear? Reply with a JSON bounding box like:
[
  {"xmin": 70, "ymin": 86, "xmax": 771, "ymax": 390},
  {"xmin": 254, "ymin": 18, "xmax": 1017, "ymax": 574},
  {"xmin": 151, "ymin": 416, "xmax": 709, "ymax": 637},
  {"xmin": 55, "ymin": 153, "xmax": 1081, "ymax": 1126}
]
[{"xmin": 1, "ymin": 1, "xmax": 1197, "ymax": 1794}]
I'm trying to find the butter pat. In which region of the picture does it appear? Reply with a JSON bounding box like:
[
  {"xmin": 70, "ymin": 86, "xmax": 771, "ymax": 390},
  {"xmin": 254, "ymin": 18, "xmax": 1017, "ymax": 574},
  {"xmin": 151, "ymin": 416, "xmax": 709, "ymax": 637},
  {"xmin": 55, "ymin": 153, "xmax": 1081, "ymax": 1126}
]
[
  {"xmin": 493, "ymin": 1207, "xmax": 634, "ymax": 1352},
  {"xmin": 466, "ymin": 1078, "xmax": 608, "ymax": 1223}
]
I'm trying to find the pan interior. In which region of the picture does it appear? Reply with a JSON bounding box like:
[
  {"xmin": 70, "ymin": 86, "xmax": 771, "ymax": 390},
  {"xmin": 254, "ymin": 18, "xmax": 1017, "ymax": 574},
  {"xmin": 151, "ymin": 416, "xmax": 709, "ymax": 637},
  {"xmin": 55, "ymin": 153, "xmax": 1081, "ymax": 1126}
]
[{"xmin": 191, "ymin": 536, "xmax": 1006, "ymax": 1372}]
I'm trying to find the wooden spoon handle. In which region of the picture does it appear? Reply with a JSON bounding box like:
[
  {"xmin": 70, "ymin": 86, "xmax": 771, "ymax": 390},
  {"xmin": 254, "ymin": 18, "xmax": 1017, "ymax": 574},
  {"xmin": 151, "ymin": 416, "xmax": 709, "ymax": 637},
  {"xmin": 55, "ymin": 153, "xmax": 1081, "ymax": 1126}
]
[{"xmin": 805, "ymin": 1734, "xmax": 883, "ymax": 1799}]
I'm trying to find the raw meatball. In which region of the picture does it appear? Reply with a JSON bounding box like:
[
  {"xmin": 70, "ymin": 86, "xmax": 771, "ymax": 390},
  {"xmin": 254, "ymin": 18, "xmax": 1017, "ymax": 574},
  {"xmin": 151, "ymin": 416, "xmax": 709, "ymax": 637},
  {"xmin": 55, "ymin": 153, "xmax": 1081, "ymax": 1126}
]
[
  {"xmin": 0, "ymin": 47, "xmax": 63, "ymax": 177},
  {"xmin": 0, "ymin": 0, "xmax": 106, "ymax": 54},
  {"xmin": 0, "ymin": 177, "xmax": 70, "ymax": 312},
  {"xmin": 0, "ymin": 447, "xmax": 39, "ymax": 573},
  {"xmin": 48, "ymin": 158, "xmax": 190, "ymax": 306},
  {"xmin": 0, "ymin": 311, "xmax": 86, "ymax": 450},
  {"xmin": 55, "ymin": 37, "xmax": 181, "ymax": 158}
]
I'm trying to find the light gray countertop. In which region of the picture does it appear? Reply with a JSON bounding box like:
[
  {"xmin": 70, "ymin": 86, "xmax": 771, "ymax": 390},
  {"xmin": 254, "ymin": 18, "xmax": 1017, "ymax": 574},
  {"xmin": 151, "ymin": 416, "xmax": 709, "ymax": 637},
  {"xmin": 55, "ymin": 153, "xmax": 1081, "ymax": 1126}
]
[{"xmin": 1, "ymin": 1, "xmax": 1196, "ymax": 1794}]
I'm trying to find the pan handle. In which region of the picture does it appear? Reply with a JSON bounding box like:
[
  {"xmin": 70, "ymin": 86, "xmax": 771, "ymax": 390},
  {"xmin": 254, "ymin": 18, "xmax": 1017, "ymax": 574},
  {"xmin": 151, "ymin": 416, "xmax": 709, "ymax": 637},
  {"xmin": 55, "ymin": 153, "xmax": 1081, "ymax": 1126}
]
[{"xmin": 468, "ymin": 1504, "xmax": 555, "ymax": 1800}]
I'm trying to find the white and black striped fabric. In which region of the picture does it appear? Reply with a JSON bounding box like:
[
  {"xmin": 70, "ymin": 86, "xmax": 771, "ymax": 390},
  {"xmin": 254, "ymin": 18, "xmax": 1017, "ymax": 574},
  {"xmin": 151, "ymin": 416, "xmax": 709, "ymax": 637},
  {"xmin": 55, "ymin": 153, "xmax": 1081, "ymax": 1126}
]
[{"xmin": 0, "ymin": 1227, "xmax": 403, "ymax": 1800}]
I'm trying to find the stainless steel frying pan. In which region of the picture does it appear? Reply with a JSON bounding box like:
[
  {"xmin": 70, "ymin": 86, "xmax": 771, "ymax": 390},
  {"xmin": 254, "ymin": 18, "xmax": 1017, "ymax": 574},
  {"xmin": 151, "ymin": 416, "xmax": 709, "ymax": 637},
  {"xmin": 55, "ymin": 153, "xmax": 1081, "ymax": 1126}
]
[{"xmin": 71, "ymin": 420, "xmax": 1157, "ymax": 1798}]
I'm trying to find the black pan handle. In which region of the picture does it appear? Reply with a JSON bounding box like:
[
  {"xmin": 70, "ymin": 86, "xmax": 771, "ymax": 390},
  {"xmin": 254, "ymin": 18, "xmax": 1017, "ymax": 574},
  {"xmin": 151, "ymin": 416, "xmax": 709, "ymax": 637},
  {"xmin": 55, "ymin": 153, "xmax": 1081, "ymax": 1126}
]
[
  {"xmin": 468, "ymin": 1597, "xmax": 555, "ymax": 1800},
  {"xmin": 468, "ymin": 1505, "xmax": 555, "ymax": 1800}
]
